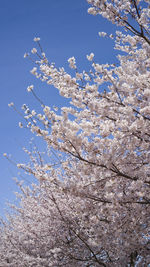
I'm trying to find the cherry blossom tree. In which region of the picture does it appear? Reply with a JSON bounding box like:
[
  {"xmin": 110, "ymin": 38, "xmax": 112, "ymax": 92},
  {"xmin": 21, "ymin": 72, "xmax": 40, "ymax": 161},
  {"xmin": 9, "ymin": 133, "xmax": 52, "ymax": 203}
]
[{"xmin": 1, "ymin": 0, "xmax": 150, "ymax": 266}]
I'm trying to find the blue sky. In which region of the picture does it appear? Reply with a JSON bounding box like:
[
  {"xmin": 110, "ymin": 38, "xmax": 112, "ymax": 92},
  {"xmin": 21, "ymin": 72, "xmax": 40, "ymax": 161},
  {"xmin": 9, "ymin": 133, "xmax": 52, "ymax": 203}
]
[{"xmin": 0, "ymin": 0, "xmax": 117, "ymax": 216}]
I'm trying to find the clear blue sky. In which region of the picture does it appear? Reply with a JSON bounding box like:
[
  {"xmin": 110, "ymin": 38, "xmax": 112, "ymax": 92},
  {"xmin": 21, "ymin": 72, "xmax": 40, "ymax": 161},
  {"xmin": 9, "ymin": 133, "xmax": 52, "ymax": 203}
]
[{"xmin": 0, "ymin": 0, "xmax": 117, "ymax": 216}]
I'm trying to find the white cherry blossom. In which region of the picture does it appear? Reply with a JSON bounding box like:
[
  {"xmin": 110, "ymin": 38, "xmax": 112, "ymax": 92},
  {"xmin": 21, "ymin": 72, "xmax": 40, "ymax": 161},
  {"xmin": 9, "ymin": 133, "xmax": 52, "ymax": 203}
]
[{"xmin": 1, "ymin": 1, "xmax": 150, "ymax": 266}]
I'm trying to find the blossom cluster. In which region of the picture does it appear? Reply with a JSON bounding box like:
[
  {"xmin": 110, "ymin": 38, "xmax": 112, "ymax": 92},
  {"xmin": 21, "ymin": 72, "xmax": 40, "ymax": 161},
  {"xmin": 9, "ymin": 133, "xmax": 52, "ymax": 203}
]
[{"xmin": 1, "ymin": 1, "xmax": 150, "ymax": 266}]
